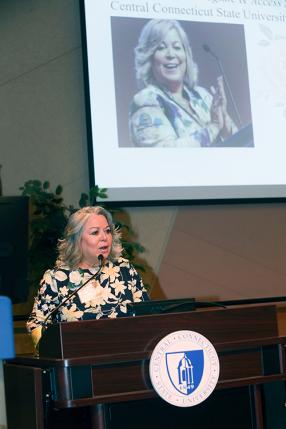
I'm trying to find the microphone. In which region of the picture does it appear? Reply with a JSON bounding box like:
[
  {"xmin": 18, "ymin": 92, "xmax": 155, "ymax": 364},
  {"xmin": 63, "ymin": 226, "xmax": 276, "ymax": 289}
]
[
  {"xmin": 203, "ymin": 43, "xmax": 242, "ymax": 128},
  {"xmin": 41, "ymin": 254, "xmax": 104, "ymax": 332}
]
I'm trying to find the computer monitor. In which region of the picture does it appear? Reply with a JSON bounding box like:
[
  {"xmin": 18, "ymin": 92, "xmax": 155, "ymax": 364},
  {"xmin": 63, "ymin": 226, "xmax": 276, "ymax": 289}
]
[
  {"xmin": 127, "ymin": 298, "xmax": 196, "ymax": 317},
  {"xmin": 0, "ymin": 196, "xmax": 29, "ymax": 303}
]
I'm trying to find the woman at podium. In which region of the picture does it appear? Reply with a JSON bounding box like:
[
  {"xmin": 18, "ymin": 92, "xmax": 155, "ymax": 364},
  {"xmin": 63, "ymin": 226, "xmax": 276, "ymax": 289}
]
[{"xmin": 27, "ymin": 206, "xmax": 149, "ymax": 347}]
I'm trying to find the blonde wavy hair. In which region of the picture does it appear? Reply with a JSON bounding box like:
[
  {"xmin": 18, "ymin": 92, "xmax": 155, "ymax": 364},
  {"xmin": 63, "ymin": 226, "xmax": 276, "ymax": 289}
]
[
  {"xmin": 56, "ymin": 206, "xmax": 122, "ymax": 268},
  {"xmin": 135, "ymin": 19, "xmax": 198, "ymax": 90}
]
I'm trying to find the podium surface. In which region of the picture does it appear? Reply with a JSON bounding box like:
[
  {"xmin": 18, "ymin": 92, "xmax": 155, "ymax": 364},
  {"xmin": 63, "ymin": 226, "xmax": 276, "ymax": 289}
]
[{"xmin": 4, "ymin": 302, "xmax": 286, "ymax": 428}]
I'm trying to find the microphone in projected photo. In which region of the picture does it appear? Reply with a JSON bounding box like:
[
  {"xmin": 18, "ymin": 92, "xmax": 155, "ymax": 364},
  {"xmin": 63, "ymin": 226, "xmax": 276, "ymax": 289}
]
[{"xmin": 203, "ymin": 43, "xmax": 242, "ymax": 128}]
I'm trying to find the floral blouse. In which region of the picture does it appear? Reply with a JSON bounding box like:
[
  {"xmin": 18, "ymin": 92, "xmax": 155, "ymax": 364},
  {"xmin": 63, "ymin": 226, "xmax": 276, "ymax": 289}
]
[
  {"xmin": 26, "ymin": 257, "xmax": 149, "ymax": 332},
  {"xmin": 129, "ymin": 84, "xmax": 237, "ymax": 148}
]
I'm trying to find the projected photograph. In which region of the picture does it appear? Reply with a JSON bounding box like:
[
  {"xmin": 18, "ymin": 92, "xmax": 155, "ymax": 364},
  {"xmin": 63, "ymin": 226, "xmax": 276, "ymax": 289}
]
[{"xmin": 111, "ymin": 18, "xmax": 253, "ymax": 149}]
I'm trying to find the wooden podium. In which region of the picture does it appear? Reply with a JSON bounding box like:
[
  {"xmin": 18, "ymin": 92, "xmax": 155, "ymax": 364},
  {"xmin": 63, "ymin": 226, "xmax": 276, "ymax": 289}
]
[{"xmin": 4, "ymin": 303, "xmax": 286, "ymax": 429}]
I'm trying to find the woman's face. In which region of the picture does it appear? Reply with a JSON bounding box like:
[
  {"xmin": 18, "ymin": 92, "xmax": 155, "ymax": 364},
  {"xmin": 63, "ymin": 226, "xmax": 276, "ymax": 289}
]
[
  {"xmin": 151, "ymin": 28, "xmax": 187, "ymax": 90},
  {"xmin": 80, "ymin": 214, "xmax": 112, "ymax": 266}
]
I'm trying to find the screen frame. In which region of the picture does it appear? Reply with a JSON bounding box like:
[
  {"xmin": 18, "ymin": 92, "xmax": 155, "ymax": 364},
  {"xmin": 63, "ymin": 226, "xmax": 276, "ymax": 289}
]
[{"xmin": 79, "ymin": 0, "xmax": 286, "ymax": 207}]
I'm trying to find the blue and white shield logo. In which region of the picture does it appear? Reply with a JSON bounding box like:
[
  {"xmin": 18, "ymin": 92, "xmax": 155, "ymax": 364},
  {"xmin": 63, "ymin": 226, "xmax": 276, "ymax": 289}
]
[
  {"xmin": 166, "ymin": 350, "xmax": 204, "ymax": 395},
  {"xmin": 149, "ymin": 330, "xmax": 220, "ymax": 407}
]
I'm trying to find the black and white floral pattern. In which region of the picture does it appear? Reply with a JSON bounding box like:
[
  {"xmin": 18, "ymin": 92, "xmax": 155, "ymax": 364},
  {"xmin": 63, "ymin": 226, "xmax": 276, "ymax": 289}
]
[{"xmin": 27, "ymin": 257, "xmax": 149, "ymax": 332}]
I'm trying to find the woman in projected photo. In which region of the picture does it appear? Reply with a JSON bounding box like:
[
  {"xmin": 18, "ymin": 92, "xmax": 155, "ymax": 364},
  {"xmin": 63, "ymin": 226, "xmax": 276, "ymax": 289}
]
[{"xmin": 129, "ymin": 19, "xmax": 237, "ymax": 148}]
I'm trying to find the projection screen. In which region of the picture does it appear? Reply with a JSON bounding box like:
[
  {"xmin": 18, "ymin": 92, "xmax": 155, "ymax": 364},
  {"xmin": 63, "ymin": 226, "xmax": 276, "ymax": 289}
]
[{"xmin": 80, "ymin": 0, "xmax": 286, "ymax": 203}]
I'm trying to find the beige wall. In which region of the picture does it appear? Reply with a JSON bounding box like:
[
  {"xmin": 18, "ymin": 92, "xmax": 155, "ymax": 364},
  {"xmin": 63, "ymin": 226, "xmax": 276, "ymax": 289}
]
[
  {"xmin": 0, "ymin": 0, "xmax": 89, "ymax": 206},
  {"xmin": 1, "ymin": 0, "xmax": 286, "ymax": 302},
  {"xmin": 158, "ymin": 203, "xmax": 286, "ymax": 300}
]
